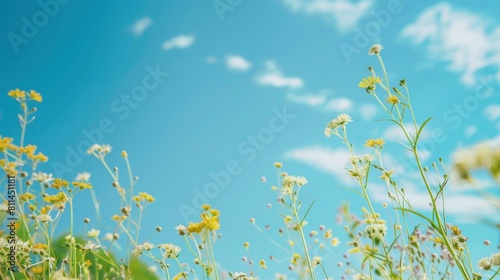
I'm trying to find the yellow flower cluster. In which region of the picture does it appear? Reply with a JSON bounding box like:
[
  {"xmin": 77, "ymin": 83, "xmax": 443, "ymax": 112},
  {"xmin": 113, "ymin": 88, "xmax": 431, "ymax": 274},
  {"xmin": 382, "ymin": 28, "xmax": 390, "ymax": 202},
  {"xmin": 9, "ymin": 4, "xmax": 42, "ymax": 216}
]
[
  {"xmin": 51, "ymin": 179, "xmax": 69, "ymax": 189},
  {"xmin": 133, "ymin": 192, "xmax": 155, "ymax": 204},
  {"xmin": 186, "ymin": 204, "xmax": 221, "ymax": 234},
  {"xmin": 365, "ymin": 138, "xmax": 385, "ymax": 148},
  {"xmin": 358, "ymin": 76, "xmax": 381, "ymax": 91},
  {"xmin": 43, "ymin": 192, "xmax": 67, "ymax": 204},
  {"xmin": 72, "ymin": 181, "xmax": 92, "ymax": 189},
  {"xmin": 8, "ymin": 89, "xmax": 43, "ymax": 102}
]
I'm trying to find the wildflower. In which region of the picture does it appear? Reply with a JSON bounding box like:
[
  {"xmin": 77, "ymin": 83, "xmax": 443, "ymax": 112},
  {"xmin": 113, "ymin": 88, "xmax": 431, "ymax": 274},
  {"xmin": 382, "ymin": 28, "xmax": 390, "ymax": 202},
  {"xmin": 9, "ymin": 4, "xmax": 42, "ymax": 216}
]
[
  {"xmin": 260, "ymin": 259, "xmax": 267, "ymax": 269},
  {"xmin": 75, "ymin": 172, "xmax": 91, "ymax": 181},
  {"xmin": 103, "ymin": 233, "xmax": 114, "ymax": 241},
  {"xmin": 362, "ymin": 224, "xmax": 387, "ymax": 240},
  {"xmin": 160, "ymin": 243, "xmax": 181, "ymax": 258},
  {"xmin": 478, "ymin": 257, "xmax": 492, "ymax": 270},
  {"xmin": 331, "ymin": 237, "xmax": 340, "ymax": 246},
  {"xmin": 244, "ymin": 242, "xmax": 249, "ymax": 248},
  {"xmin": 312, "ymin": 256, "xmax": 322, "ymax": 267},
  {"xmin": 8, "ymin": 89, "xmax": 26, "ymax": 99},
  {"xmin": 19, "ymin": 193, "xmax": 36, "ymax": 202},
  {"xmin": 51, "ymin": 178, "xmax": 69, "ymax": 189},
  {"xmin": 491, "ymin": 252, "xmax": 500, "ymax": 266},
  {"xmin": 325, "ymin": 114, "xmax": 353, "ymax": 136},
  {"xmin": 87, "ymin": 144, "xmax": 102, "ymax": 154},
  {"xmin": 33, "ymin": 172, "xmax": 54, "ymax": 183},
  {"xmin": 82, "ymin": 241, "xmax": 100, "ymax": 251},
  {"xmin": 274, "ymin": 162, "xmax": 283, "ymax": 168},
  {"xmin": 72, "ymin": 181, "xmax": 92, "ymax": 189},
  {"xmin": 121, "ymin": 150, "xmax": 128, "ymax": 158},
  {"xmin": 156, "ymin": 226, "xmax": 162, "ymax": 232},
  {"xmin": 353, "ymin": 273, "xmax": 370, "ymax": 280},
  {"xmin": 87, "ymin": 229, "xmax": 100, "ymax": 238},
  {"xmin": 32, "ymin": 243, "xmax": 48, "ymax": 254},
  {"xmin": 101, "ymin": 144, "xmax": 112, "ymax": 154},
  {"xmin": 368, "ymin": 44, "xmax": 383, "ymax": 55},
  {"xmin": 358, "ymin": 76, "xmax": 381, "ymax": 90},
  {"xmin": 175, "ymin": 225, "xmax": 187, "ymax": 235},
  {"xmin": 43, "ymin": 192, "xmax": 67, "ymax": 204},
  {"xmin": 386, "ymin": 95, "xmax": 399, "ymax": 105},
  {"xmin": 28, "ymin": 90, "xmax": 43, "ymax": 102},
  {"xmin": 365, "ymin": 138, "xmax": 385, "ymax": 148}
]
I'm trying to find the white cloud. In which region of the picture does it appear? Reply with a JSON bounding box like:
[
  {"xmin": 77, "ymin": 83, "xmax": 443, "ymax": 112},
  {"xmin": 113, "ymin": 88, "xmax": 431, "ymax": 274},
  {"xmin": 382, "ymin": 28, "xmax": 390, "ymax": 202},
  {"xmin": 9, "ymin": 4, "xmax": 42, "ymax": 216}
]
[
  {"xmin": 483, "ymin": 104, "xmax": 500, "ymax": 120},
  {"xmin": 130, "ymin": 17, "xmax": 152, "ymax": 36},
  {"xmin": 256, "ymin": 61, "xmax": 304, "ymax": 89},
  {"xmin": 162, "ymin": 35, "xmax": 196, "ymax": 51},
  {"xmin": 281, "ymin": 0, "xmax": 373, "ymax": 30},
  {"xmin": 401, "ymin": 3, "xmax": 500, "ymax": 86},
  {"xmin": 225, "ymin": 55, "xmax": 252, "ymax": 71},
  {"xmin": 325, "ymin": 97, "xmax": 353, "ymax": 111},
  {"xmin": 284, "ymin": 146, "xmax": 353, "ymax": 185},
  {"xmin": 465, "ymin": 125, "xmax": 477, "ymax": 137},
  {"xmin": 287, "ymin": 92, "xmax": 327, "ymax": 106},
  {"xmin": 369, "ymin": 181, "xmax": 495, "ymax": 216},
  {"xmin": 360, "ymin": 104, "xmax": 378, "ymax": 120},
  {"xmin": 382, "ymin": 123, "xmax": 430, "ymax": 142}
]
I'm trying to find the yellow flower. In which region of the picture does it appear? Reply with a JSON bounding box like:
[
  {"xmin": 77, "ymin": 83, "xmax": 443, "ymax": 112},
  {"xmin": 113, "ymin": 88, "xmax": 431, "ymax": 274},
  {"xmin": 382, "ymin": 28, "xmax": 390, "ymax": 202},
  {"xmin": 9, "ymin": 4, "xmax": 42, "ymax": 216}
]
[
  {"xmin": 244, "ymin": 242, "xmax": 249, "ymax": 248},
  {"xmin": 43, "ymin": 192, "xmax": 67, "ymax": 204},
  {"xmin": 51, "ymin": 178, "xmax": 69, "ymax": 189},
  {"xmin": 202, "ymin": 204, "xmax": 211, "ymax": 211},
  {"xmin": 34, "ymin": 152, "xmax": 48, "ymax": 162},
  {"xmin": 386, "ymin": 95, "xmax": 399, "ymax": 105},
  {"xmin": 28, "ymin": 90, "xmax": 42, "ymax": 102},
  {"xmin": 121, "ymin": 150, "xmax": 128, "ymax": 158},
  {"xmin": 138, "ymin": 192, "xmax": 155, "ymax": 202},
  {"xmin": 358, "ymin": 76, "xmax": 381, "ymax": 89},
  {"xmin": 31, "ymin": 266, "xmax": 44, "ymax": 274},
  {"xmin": 331, "ymin": 237, "xmax": 340, "ymax": 246},
  {"xmin": 19, "ymin": 193, "xmax": 36, "ymax": 202},
  {"xmin": 172, "ymin": 273, "xmax": 187, "ymax": 280},
  {"xmin": 274, "ymin": 162, "xmax": 283, "ymax": 168},
  {"xmin": 210, "ymin": 209, "xmax": 220, "ymax": 217},
  {"xmin": 260, "ymin": 259, "xmax": 267, "ymax": 269},
  {"xmin": 202, "ymin": 215, "xmax": 220, "ymax": 231},
  {"xmin": 186, "ymin": 222, "xmax": 203, "ymax": 234},
  {"xmin": 8, "ymin": 89, "xmax": 26, "ymax": 99},
  {"xmin": 0, "ymin": 137, "xmax": 14, "ymax": 151},
  {"xmin": 72, "ymin": 181, "xmax": 92, "ymax": 189},
  {"xmin": 365, "ymin": 138, "xmax": 385, "ymax": 148}
]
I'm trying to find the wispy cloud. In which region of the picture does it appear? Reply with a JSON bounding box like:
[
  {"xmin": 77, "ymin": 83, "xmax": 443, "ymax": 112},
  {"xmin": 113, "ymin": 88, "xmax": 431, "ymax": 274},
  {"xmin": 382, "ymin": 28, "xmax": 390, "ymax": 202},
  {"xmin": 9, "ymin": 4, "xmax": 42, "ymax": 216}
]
[
  {"xmin": 465, "ymin": 126, "xmax": 477, "ymax": 137},
  {"xmin": 325, "ymin": 97, "xmax": 353, "ymax": 111},
  {"xmin": 483, "ymin": 104, "xmax": 500, "ymax": 121},
  {"xmin": 369, "ymin": 180, "xmax": 496, "ymax": 217},
  {"xmin": 281, "ymin": 0, "xmax": 373, "ymax": 30},
  {"xmin": 287, "ymin": 92, "xmax": 327, "ymax": 106},
  {"xmin": 401, "ymin": 3, "xmax": 500, "ymax": 85},
  {"xmin": 225, "ymin": 55, "xmax": 252, "ymax": 71},
  {"xmin": 284, "ymin": 146, "xmax": 353, "ymax": 185},
  {"xmin": 256, "ymin": 61, "xmax": 304, "ymax": 89},
  {"xmin": 129, "ymin": 17, "xmax": 152, "ymax": 36},
  {"xmin": 162, "ymin": 35, "xmax": 196, "ymax": 51}
]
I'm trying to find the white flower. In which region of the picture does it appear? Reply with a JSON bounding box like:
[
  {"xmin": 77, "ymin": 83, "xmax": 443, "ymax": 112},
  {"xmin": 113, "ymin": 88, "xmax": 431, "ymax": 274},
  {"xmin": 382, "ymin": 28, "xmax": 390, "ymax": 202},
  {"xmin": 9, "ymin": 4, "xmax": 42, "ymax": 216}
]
[
  {"xmin": 87, "ymin": 144, "xmax": 102, "ymax": 154},
  {"xmin": 362, "ymin": 223, "xmax": 388, "ymax": 240},
  {"xmin": 368, "ymin": 44, "xmax": 383, "ymax": 55},
  {"xmin": 159, "ymin": 243, "xmax": 181, "ymax": 258},
  {"xmin": 233, "ymin": 272, "xmax": 260, "ymax": 280},
  {"xmin": 87, "ymin": 229, "xmax": 100, "ymax": 238},
  {"xmin": 36, "ymin": 214, "xmax": 53, "ymax": 224},
  {"xmin": 142, "ymin": 242, "xmax": 154, "ymax": 251},
  {"xmin": 75, "ymin": 172, "xmax": 91, "ymax": 182},
  {"xmin": 82, "ymin": 241, "xmax": 100, "ymax": 251},
  {"xmin": 324, "ymin": 127, "xmax": 332, "ymax": 138},
  {"xmin": 362, "ymin": 154, "xmax": 375, "ymax": 162},
  {"xmin": 33, "ymin": 171, "xmax": 54, "ymax": 183},
  {"xmin": 353, "ymin": 273, "xmax": 370, "ymax": 280},
  {"xmin": 65, "ymin": 235, "xmax": 75, "ymax": 244},
  {"xmin": 101, "ymin": 144, "xmax": 112, "ymax": 154},
  {"xmin": 103, "ymin": 233, "xmax": 114, "ymax": 241},
  {"xmin": 478, "ymin": 257, "xmax": 492, "ymax": 270},
  {"xmin": 325, "ymin": 114, "xmax": 353, "ymax": 136},
  {"xmin": 491, "ymin": 252, "xmax": 500, "ymax": 266},
  {"xmin": 312, "ymin": 256, "xmax": 322, "ymax": 267},
  {"xmin": 175, "ymin": 225, "xmax": 187, "ymax": 235}
]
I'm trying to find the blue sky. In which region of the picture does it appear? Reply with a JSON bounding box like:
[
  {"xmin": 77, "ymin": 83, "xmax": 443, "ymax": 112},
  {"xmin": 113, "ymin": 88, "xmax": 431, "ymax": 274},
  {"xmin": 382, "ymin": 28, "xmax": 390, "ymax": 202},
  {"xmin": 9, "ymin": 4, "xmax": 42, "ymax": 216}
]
[{"xmin": 1, "ymin": 0, "xmax": 500, "ymax": 278}]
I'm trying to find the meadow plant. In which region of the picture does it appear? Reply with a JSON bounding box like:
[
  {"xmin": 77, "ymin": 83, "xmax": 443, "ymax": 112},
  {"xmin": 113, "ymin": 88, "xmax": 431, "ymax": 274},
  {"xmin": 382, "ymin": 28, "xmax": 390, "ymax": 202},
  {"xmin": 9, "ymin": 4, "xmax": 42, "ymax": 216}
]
[{"xmin": 1, "ymin": 45, "xmax": 500, "ymax": 280}]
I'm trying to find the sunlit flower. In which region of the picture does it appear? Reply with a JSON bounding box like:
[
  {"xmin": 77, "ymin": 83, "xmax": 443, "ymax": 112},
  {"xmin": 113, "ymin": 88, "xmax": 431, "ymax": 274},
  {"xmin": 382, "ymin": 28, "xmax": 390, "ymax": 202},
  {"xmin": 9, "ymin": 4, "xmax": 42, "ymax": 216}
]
[
  {"xmin": 75, "ymin": 172, "xmax": 91, "ymax": 182},
  {"xmin": 368, "ymin": 44, "xmax": 383, "ymax": 55},
  {"xmin": 362, "ymin": 224, "xmax": 387, "ymax": 240},
  {"xmin": 8, "ymin": 89, "xmax": 26, "ymax": 99},
  {"xmin": 28, "ymin": 90, "xmax": 43, "ymax": 102},
  {"xmin": 33, "ymin": 172, "xmax": 54, "ymax": 183},
  {"xmin": 159, "ymin": 243, "xmax": 181, "ymax": 258},
  {"xmin": 478, "ymin": 257, "xmax": 492, "ymax": 270},
  {"xmin": 358, "ymin": 76, "xmax": 381, "ymax": 90},
  {"xmin": 386, "ymin": 95, "xmax": 399, "ymax": 105},
  {"xmin": 87, "ymin": 229, "xmax": 100, "ymax": 238}
]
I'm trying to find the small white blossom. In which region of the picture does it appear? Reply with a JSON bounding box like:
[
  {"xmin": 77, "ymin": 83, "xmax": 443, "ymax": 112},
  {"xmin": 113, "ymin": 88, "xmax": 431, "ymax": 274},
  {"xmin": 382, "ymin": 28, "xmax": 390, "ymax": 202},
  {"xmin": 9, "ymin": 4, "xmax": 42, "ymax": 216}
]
[
  {"xmin": 101, "ymin": 144, "xmax": 112, "ymax": 154},
  {"xmin": 368, "ymin": 44, "xmax": 383, "ymax": 55},
  {"xmin": 491, "ymin": 252, "xmax": 500, "ymax": 266},
  {"xmin": 159, "ymin": 243, "xmax": 181, "ymax": 258},
  {"xmin": 87, "ymin": 229, "xmax": 100, "ymax": 238},
  {"xmin": 75, "ymin": 172, "xmax": 91, "ymax": 182},
  {"xmin": 33, "ymin": 171, "xmax": 54, "ymax": 183},
  {"xmin": 36, "ymin": 214, "xmax": 53, "ymax": 224},
  {"xmin": 362, "ymin": 224, "xmax": 388, "ymax": 240},
  {"xmin": 87, "ymin": 144, "xmax": 102, "ymax": 154},
  {"xmin": 478, "ymin": 257, "xmax": 492, "ymax": 270}
]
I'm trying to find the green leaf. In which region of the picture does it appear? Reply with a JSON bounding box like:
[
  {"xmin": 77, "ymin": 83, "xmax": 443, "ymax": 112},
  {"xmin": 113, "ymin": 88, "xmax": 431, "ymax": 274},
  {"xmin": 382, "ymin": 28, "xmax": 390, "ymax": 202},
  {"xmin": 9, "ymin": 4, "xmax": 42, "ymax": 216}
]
[
  {"xmin": 394, "ymin": 207, "xmax": 438, "ymax": 231},
  {"xmin": 415, "ymin": 117, "xmax": 432, "ymax": 144}
]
